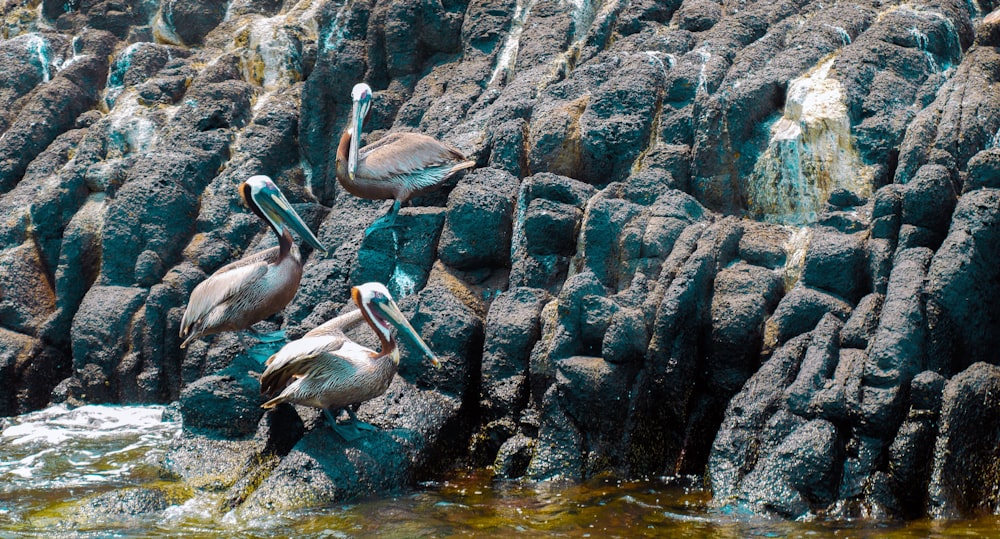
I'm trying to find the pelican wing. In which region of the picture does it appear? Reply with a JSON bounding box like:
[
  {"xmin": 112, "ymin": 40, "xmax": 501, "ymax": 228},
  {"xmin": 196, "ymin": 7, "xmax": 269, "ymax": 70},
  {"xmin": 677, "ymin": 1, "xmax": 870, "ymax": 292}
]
[
  {"xmin": 358, "ymin": 132, "xmax": 474, "ymax": 192},
  {"xmin": 259, "ymin": 335, "xmax": 368, "ymax": 397},
  {"xmin": 179, "ymin": 258, "xmax": 270, "ymax": 342},
  {"xmin": 303, "ymin": 309, "xmax": 366, "ymax": 338}
]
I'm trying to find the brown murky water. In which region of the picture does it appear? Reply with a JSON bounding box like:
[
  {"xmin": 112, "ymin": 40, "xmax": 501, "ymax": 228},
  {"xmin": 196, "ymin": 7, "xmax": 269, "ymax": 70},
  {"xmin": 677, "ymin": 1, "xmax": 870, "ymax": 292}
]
[{"xmin": 2, "ymin": 406, "xmax": 998, "ymax": 538}]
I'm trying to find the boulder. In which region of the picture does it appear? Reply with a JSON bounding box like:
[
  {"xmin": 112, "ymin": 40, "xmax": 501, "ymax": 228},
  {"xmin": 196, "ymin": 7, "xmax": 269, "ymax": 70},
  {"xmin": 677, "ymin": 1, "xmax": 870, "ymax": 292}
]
[
  {"xmin": 929, "ymin": 363, "xmax": 1000, "ymax": 518},
  {"xmin": 438, "ymin": 167, "xmax": 519, "ymax": 270},
  {"xmin": 926, "ymin": 189, "xmax": 1000, "ymax": 373}
]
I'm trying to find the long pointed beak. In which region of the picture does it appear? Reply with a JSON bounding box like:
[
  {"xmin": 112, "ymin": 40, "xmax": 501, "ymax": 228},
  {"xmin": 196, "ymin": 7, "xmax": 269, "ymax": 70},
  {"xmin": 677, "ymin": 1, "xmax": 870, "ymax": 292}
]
[
  {"xmin": 255, "ymin": 187, "xmax": 327, "ymax": 252},
  {"xmin": 376, "ymin": 299, "xmax": 440, "ymax": 368},
  {"xmin": 348, "ymin": 100, "xmax": 363, "ymax": 182}
]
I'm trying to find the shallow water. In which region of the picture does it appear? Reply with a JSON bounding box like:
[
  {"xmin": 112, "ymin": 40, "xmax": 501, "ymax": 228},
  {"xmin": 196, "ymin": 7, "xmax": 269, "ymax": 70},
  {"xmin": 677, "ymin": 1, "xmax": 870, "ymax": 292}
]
[{"xmin": 1, "ymin": 405, "xmax": 998, "ymax": 538}]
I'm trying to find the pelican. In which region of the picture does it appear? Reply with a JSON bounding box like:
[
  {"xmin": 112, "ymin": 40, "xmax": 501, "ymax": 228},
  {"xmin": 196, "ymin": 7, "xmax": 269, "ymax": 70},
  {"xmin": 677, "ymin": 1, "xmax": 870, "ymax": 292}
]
[
  {"xmin": 179, "ymin": 175, "xmax": 327, "ymax": 349},
  {"xmin": 259, "ymin": 282, "xmax": 440, "ymax": 439},
  {"xmin": 335, "ymin": 83, "xmax": 475, "ymax": 230}
]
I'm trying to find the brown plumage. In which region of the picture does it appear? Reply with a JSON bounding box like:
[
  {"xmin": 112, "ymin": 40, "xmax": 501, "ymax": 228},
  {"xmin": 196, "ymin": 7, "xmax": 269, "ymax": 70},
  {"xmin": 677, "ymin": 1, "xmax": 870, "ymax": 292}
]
[
  {"xmin": 335, "ymin": 83, "xmax": 475, "ymax": 208},
  {"xmin": 259, "ymin": 282, "xmax": 439, "ymax": 416},
  {"xmin": 179, "ymin": 175, "xmax": 326, "ymax": 348}
]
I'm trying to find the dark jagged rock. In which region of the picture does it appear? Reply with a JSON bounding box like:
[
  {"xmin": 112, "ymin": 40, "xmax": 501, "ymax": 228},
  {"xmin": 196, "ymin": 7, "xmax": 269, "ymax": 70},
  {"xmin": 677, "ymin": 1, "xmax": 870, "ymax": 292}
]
[
  {"xmin": 178, "ymin": 354, "xmax": 266, "ymax": 438},
  {"xmin": 926, "ymin": 189, "xmax": 1000, "ymax": 374},
  {"xmin": 3, "ymin": 0, "xmax": 1000, "ymax": 524},
  {"xmin": 481, "ymin": 287, "xmax": 550, "ymax": 421},
  {"xmin": 511, "ymin": 173, "xmax": 596, "ymax": 291},
  {"xmin": 764, "ymin": 286, "xmax": 852, "ymax": 353},
  {"xmin": 884, "ymin": 370, "xmax": 944, "ymax": 518},
  {"xmin": 710, "ymin": 334, "xmax": 810, "ymax": 502},
  {"xmin": 351, "ymin": 207, "xmax": 446, "ymax": 299},
  {"xmin": 840, "ymin": 293, "xmax": 883, "ymax": 349},
  {"xmin": 801, "ymin": 229, "xmax": 865, "ymax": 303},
  {"xmin": 438, "ymin": 167, "xmax": 519, "ymax": 270},
  {"xmin": 708, "ymin": 261, "xmax": 783, "ymax": 394},
  {"xmin": 929, "ymin": 363, "xmax": 1000, "ymax": 518},
  {"xmin": 738, "ymin": 222, "xmax": 789, "ymax": 269}
]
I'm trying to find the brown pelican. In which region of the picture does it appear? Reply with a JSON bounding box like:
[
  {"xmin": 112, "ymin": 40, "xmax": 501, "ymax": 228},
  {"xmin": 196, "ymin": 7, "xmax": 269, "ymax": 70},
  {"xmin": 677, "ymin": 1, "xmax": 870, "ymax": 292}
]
[
  {"xmin": 335, "ymin": 83, "xmax": 475, "ymax": 230},
  {"xmin": 259, "ymin": 281, "xmax": 440, "ymax": 439},
  {"xmin": 179, "ymin": 175, "xmax": 327, "ymax": 349}
]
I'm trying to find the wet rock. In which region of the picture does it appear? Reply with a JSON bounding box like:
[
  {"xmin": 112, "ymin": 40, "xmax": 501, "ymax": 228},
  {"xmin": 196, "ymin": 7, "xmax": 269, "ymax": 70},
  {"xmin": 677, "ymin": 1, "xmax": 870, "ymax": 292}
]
[
  {"xmin": 551, "ymin": 355, "xmax": 636, "ymax": 476},
  {"xmin": 709, "ymin": 334, "xmax": 810, "ymax": 501},
  {"xmin": 481, "ymin": 287, "xmax": 550, "ymax": 420},
  {"xmin": 240, "ymin": 377, "xmax": 462, "ymax": 514},
  {"xmin": 438, "ymin": 168, "xmax": 519, "ymax": 270},
  {"xmin": 708, "ymin": 262, "xmax": 783, "ymax": 394},
  {"xmin": 625, "ymin": 219, "xmax": 741, "ymax": 476},
  {"xmin": 178, "ymin": 354, "xmax": 265, "ymax": 438},
  {"xmin": 526, "ymin": 385, "xmax": 585, "ymax": 481},
  {"xmin": 70, "ymin": 286, "xmax": 148, "ymax": 402},
  {"xmin": 74, "ymin": 488, "xmax": 171, "ymax": 518},
  {"xmin": 885, "ymin": 371, "xmax": 944, "ymax": 518},
  {"xmin": 493, "ymin": 433, "xmax": 536, "ymax": 480},
  {"xmin": 926, "ymin": 189, "xmax": 1000, "ymax": 374},
  {"xmin": 929, "ymin": 363, "xmax": 1000, "ymax": 518},
  {"xmin": 801, "ymin": 229, "xmax": 865, "ymax": 303},
  {"xmin": 158, "ymin": 0, "xmax": 227, "ymax": 46},
  {"xmin": 739, "ymin": 418, "xmax": 840, "ymax": 518},
  {"xmin": 764, "ymin": 286, "xmax": 852, "ymax": 353},
  {"xmin": 739, "ymin": 222, "xmax": 789, "ymax": 269}
]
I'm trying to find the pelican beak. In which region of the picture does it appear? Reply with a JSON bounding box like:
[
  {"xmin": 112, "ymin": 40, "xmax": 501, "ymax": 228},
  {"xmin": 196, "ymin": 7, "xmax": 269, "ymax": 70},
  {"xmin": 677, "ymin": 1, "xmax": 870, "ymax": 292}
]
[
  {"xmin": 253, "ymin": 180, "xmax": 327, "ymax": 253},
  {"xmin": 348, "ymin": 85, "xmax": 371, "ymax": 182},
  {"xmin": 370, "ymin": 294, "xmax": 440, "ymax": 368}
]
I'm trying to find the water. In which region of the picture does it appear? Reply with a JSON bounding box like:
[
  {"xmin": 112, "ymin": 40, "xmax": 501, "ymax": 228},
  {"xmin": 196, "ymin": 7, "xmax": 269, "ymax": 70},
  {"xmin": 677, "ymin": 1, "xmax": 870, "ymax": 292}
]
[
  {"xmin": 747, "ymin": 57, "xmax": 873, "ymax": 225},
  {"xmin": 3, "ymin": 405, "xmax": 1000, "ymax": 537}
]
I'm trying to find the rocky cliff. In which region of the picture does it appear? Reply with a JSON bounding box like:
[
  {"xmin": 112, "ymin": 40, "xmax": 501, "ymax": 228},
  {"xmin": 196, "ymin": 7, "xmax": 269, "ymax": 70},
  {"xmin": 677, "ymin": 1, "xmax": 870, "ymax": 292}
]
[{"xmin": 2, "ymin": 0, "xmax": 1000, "ymax": 521}]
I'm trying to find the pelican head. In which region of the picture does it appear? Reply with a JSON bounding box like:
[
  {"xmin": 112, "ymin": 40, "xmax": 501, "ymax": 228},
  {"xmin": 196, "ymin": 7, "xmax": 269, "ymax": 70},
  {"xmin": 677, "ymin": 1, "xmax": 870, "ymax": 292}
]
[
  {"xmin": 352, "ymin": 282, "xmax": 440, "ymax": 367},
  {"xmin": 348, "ymin": 83, "xmax": 373, "ymax": 181},
  {"xmin": 240, "ymin": 175, "xmax": 327, "ymax": 252}
]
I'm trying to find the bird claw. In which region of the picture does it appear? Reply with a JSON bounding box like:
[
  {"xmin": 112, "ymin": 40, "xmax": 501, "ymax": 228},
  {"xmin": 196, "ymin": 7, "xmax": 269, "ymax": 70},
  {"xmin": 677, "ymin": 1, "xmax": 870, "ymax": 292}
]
[{"xmin": 324, "ymin": 408, "xmax": 378, "ymax": 441}]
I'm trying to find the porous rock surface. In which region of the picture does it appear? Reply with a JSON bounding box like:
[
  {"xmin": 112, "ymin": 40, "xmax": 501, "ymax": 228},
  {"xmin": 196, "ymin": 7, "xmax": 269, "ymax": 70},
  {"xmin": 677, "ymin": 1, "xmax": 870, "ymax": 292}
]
[{"xmin": 1, "ymin": 0, "xmax": 1000, "ymax": 522}]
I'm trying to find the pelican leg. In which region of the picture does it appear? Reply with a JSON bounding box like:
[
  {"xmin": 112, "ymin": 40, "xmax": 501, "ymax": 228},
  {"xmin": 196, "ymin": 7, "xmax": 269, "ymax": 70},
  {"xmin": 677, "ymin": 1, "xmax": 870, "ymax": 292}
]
[
  {"xmin": 364, "ymin": 200, "xmax": 401, "ymax": 235},
  {"xmin": 248, "ymin": 327, "xmax": 287, "ymax": 343},
  {"xmin": 345, "ymin": 405, "xmax": 378, "ymax": 432},
  {"xmin": 244, "ymin": 328, "xmax": 287, "ymax": 364},
  {"xmin": 324, "ymin": 406, "xmax": 377, "ymax": 441}
]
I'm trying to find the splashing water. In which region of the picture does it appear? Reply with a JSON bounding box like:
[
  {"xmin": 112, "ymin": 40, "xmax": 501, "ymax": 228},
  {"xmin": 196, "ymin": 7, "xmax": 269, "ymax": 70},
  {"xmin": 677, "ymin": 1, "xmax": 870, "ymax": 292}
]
[
  {"xmin": 0, "ymin": 404, "xmax": 179, "ymax": 529},
  {"xmin": 746, "ymin": 58, "xmax": 873, "ymax": 225},
  {"xmin": 322, "ymin": 1, "xmax": 351, "ymax": 52},
  {"xmin": 781, "ymin": 226, "xmax": 813, "ymax": 289},
  {"xmin": 824, "ymin": 24, "xmax": 852, "ymax": 45},
  {"xmin": 510, "ymin": 180, "xmax": 532, "ymax": 263},
  {"xmin": 696, "ymin": 48, "xmax": 711, "ymax": 94},
  {"xmin": 386, "ymin": 228, "xmax": 417, "ymax": 298},
  {"xmin": 489, "ymin": 0, "xmax": 537, "ymax": 85},
  {"xmin": 20, "ymin": 33, "xmax": 52, "ymax": 83}
]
